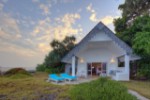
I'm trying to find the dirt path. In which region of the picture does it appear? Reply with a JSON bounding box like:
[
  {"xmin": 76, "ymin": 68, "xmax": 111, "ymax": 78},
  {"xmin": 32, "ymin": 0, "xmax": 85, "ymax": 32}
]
[{"xmin": 128, "ymin": 90, "xmax": 149, "ymax": 100}]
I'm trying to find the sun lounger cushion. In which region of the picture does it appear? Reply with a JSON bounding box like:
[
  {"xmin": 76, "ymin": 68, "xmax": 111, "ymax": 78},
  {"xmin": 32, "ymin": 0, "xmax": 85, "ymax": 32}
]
[
  {"xmin": 60, "ymin": 73, "xmax": 77, "ymax": 80},
  {"xmin": 49, "ymin": 74, "xmax": 64, "ymax": 82}
]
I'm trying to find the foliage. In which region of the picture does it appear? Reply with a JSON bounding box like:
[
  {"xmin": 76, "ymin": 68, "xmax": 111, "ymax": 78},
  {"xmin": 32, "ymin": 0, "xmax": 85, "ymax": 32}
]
[
  {"xmin": 44, "ymin": 51, "xmax": 61, "ymax": 67},
  {"xmin": 114, "ymin": 14, "xmax": 150, "ymax": 79},
  {"xmin": 114, "ymin": 15, "xmax": 150, "ymax": 46},
  {"xmin": 69, "ymin": 78, "xmax": 137, "ymax": 100},
  {"xmin": 36, "ymin": 36, "xmax": 76, "ymax": 73},
  {"xmin": 36, "ymin": 64, "xmax": 46, "ymax": 72},
  {"xmin": 45, "ymin": 66, "xmax": 64, "ymax": 74},
  {"xmin": 118, "ymin": 0, "xmax": 150, "ymax": 23},
  {"xmin": 1, "ymin": 72, "xmax": 150, "ymax": 100},
  {"xmin": 133, "ymin": 31, "xmax": 150, "ymax": 57},
  {"xmin": 5, "ymin": 68, "xmax": 31, "ymax": 76},
  {"xmin": 114, "ymin": 17, "xmax": 127, "ymax": 34},
  {"xmin": 114, "ymin": 0, "xmax": 150, "ymax": 45},
  {"xmin": 137, "ymin": 64, "xmax": 150, "ymax": 79}
]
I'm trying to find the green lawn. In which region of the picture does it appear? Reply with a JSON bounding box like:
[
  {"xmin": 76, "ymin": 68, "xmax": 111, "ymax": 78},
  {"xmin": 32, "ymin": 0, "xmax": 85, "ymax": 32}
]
[
  {"xmin": 0, "ymin": 73, "xmax": 148, "ymax": 100},
  {"xmin": 121, "ymin": 80, "xmax": 150, "ymax": 99}
]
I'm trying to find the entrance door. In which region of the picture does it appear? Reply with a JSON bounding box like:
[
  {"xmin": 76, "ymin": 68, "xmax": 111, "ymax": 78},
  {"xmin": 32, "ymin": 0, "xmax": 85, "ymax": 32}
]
[
  {"xmin": 87, "ymin": 62, "xmax": 107, "ymax": 76},
  {"xmin": 87, "ymin": 62, "xmax": 102, "ymax": 76}
]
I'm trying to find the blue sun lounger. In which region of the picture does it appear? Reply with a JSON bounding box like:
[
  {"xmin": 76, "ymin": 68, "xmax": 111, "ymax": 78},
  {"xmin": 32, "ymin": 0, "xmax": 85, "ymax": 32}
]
[
  {"xmin": 60, "ymin": 73, "xmax": 77, "ymax": 82},
  {"xmin": 48, "ymin": 74, "xmax": 64, "ymax": 83}
]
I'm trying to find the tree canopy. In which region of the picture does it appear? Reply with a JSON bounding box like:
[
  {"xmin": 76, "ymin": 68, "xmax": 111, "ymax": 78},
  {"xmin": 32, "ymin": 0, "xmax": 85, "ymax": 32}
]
[
  {"xmin": 114, "ymin": 0, "xmax": 150, "ymax": 79},
  {"xmin": 133, "ymin": 31, "xmax": 150, "ymax": 58},
  {"xmin": 114, "ymin": 15, "xmax": 150, "ymax": 46},
  {"xmin": 119, "ymin": 0, "xmax": 150, "ymax": 24},
  {"xmin": 36, "ymin": 36, "xmax": 76, "ymax": 73}
]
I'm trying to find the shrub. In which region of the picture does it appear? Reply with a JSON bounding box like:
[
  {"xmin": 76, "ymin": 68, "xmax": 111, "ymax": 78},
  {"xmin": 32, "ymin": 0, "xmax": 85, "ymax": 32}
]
[
  {"xmin": 36, "ymin": 63, "xmax": 64, "ymax": 74},
  {"xmin": 45, "ymin": 67, "xmax": 63, "ymax": 74},
  {"xmin": 69, "ymin": 78, "xmax": 137, "ymax": 100},
  {"xmin": 137, "ymin": 64, "xmax": 150, "ymax": 80},
  {"xmin": 5, "ymin": 68, "xmax": 31, "ymax": 76},
  {"xmin": 8, "ymin": 73, "xmax": 31, "ymax": 79},
  {"xmin": 36, "ymin": 64, "xmax": 46, "ymax": 72}
]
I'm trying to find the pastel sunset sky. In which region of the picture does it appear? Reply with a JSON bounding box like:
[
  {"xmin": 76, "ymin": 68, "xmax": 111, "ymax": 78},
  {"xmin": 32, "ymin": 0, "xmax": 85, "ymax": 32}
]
[{"xmin": 0, "ymin": 0, "xmax": 124, "ymax": 69}]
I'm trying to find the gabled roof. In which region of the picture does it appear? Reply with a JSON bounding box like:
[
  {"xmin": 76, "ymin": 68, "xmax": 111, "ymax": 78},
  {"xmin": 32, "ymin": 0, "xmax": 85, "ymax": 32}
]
[{"xmin": 61, "ymin": 22, "xmax": 133, "ymax": 63}]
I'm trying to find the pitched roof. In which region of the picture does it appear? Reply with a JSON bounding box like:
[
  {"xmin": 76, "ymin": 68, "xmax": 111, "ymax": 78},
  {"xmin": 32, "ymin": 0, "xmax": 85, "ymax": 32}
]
[{"xmin": 61, "ymin": 22, "xmax": 133, "ymax": 63}]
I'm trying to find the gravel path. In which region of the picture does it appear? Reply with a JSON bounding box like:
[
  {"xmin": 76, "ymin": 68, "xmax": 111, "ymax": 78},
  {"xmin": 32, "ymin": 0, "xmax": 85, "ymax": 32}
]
[{"xmin": 128, "ymin": 90, "xmax": 149, "ymax": 100}]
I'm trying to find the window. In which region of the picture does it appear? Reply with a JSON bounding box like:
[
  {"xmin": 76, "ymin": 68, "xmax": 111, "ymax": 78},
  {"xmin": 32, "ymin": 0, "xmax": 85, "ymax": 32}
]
[
  {"xmin": 118, "ymin": 62, "xmax": 125, "ymax": 67},
  {"xmin": 118, "ymin": 59, "xmax": 124, "ymax": 67}
]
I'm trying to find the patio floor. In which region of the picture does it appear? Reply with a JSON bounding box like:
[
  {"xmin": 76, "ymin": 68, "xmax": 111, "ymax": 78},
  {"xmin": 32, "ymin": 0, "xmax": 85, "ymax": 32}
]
[{"xmin": 48, "ymin": 76, "xmax": 99, "ymax": 85}]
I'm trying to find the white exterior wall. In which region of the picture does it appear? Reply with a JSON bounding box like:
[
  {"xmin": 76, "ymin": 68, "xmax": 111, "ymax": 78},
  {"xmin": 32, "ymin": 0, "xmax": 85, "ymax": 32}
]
[
  {"xmin": 90, "ymin": 31, "xmax": 111, "ymax": 42},
  {"xmin": 75, "ymin": 31, "xmax": 126, "ymax": 77},
  {"xmin": 76, "ymin": 47, "xmax": 123, "ymax": 77}
]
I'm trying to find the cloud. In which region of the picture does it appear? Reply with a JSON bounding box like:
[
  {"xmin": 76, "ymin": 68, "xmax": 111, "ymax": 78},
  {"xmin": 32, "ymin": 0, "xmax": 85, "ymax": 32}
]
[
  {"xmin": 0, "ymin": 10, "xmax": 39, "ymax": 57},
  {"xmin": 86, "ymin": 4, "xmax": 119, "ymax": 25},
  {"xmin": 32, "ymin": 0, "xmax": 51, "ymax": 16},
  {"xmin": 31, "ymin": 13, "xmax": 82, "ymax": 40},
  {"xmin": 0, "ymin": 6, "xmax": 82, "ymax": 65},
  {"xmin": 86, "ymin": 3, "xmax": 98, "ymax": 22},
  {"xmin": 54, "ymin": 13, "xmax": 81, "ymax": 40},
  {"xmin": 30, "ymin": 13, "xmax": 82, "ymax": 53},
  {"xmin": 0, "ymin": 12, "xmax": 22, "ymax": 41},
  {"xmin": 0, "ymin": 1, "xmax": 82, "ymax": 68},
  {"xmin": 31, "ymin": 17, "xmax": 51, "ymax": 37},
  {"xmin": 101, "ymin": 16, "xmax": 119, "ymax": 25},
  {"xmin": 39, "ymin": 4, "xmax": 50, "ymax": 15},
  {"xmin": 37, "ymin": 43, "xmax": 51, "ymax": 53},
  {"xmin": 0, "ymin": 40, "xmax": 37, "ymax": 57}
]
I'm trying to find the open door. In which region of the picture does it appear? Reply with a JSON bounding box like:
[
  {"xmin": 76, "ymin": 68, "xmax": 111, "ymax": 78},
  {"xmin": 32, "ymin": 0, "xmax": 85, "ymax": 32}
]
[
  {"xmin": 101, "ymin": 63, "xmax": 107, "ymax": 76},
  {"xmin": 87, "ymin": 62, "xmax": 102, "ymax": 76}
]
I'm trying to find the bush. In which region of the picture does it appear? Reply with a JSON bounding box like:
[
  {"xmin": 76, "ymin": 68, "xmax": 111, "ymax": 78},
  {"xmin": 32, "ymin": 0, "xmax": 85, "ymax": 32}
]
[
  {"xmin": 137, "ymin": 64, "xmax": 150, "ymax": 80},
  {"xmin": 36, "ymin": 64, "xmax": 46, "ymax": 72},
  {"xmin": 45, "ymin": 66, "xmax": 64, "ymax": 74},
  {"xmin": 8, "ymin": 73, "xmax": 31, "ymax": 79},
  {"xmin": 69, "ymin": 78, "xmax": 137, "ymax": 100},
  {"xmin": 5, "ymin": 68, "xmax": 31, "ymax": 76},
  {"xmin": 36, "ymin": 64, "xmax": 64, "ymax": 74}
]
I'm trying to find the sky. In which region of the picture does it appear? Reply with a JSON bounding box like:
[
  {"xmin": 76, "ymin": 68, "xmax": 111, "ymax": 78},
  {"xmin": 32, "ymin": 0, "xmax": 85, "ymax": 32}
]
[{"xmin": 0, "ymin": 0, "xmax": 124, "ymax": 70}]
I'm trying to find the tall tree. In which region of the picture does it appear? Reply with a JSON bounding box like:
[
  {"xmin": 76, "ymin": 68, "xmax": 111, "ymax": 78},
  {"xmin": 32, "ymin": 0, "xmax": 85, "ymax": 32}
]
[
  {"xmin": 119, "ymin": 0, "xmax": 150, "ymax": 24},
  {"xmin": 114, "ymin": 0, "xmax": 150, "ymax": 79},
  {"xmin": 114, "ymin": 0, "xmax": 150, "ymax": 46},
  {"xmin": 36, "ymin": 36, "xmax": 76, "ymax": 73},
  {"xmin": 114, "ymin": 15, "xmax": 150, "ymax": 46}
]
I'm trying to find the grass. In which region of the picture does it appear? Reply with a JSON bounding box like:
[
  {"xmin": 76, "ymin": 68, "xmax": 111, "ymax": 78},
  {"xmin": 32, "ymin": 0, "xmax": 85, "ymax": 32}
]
[
  {"xmin": 0, "ymin": 72, "xmax": 70, "ymax": 100},
  {"xmin": 69, "ymin": 78, "xmax": 137, "ymax": 100},
  {"xmin": 0, "ymin": 72, "xmax": 149, "ymax": 100},
  {"xmin": 121, "ymin": 80, "xmax": 150, "ymax": 99}
]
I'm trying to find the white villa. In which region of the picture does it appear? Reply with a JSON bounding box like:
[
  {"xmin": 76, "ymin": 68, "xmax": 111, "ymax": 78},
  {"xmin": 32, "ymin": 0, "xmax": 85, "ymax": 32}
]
[{"xmin": 61, "ymin": 22, "xmax": 140, "ymax": 81}]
